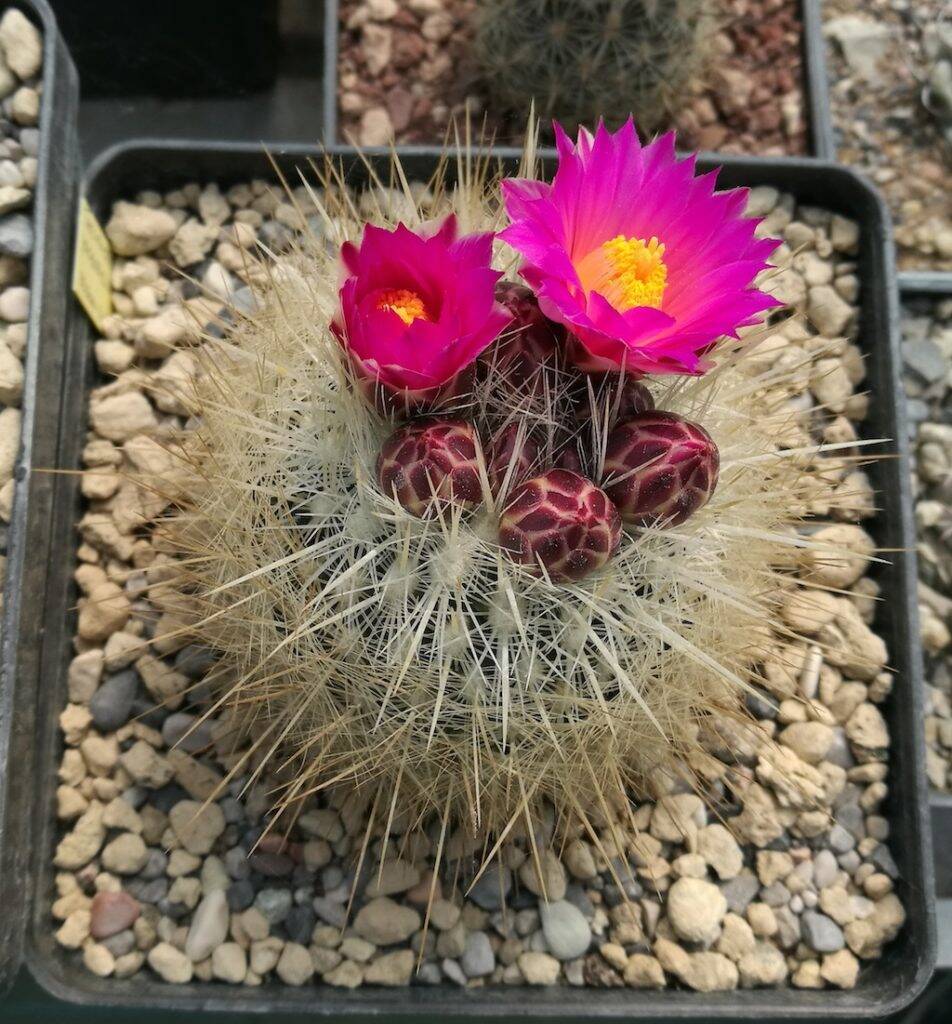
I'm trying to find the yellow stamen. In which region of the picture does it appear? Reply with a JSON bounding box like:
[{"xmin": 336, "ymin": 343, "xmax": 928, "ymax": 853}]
[
  {"xmin": 576, "ymin": 234, "xmax": 668, "ymax": 311},
  {"xmin": 376, "ymin": 288, "xmax": 431, "ymax": 325}
]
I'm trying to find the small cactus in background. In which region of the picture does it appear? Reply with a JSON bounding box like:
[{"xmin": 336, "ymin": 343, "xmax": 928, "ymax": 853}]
[
  {"xmin": 475, "ymin": 0, "xmax": 713, "ymax": 133},
  {"xmin": 603, "ymin": 410, "xmax": 719, "ymax": 526}
]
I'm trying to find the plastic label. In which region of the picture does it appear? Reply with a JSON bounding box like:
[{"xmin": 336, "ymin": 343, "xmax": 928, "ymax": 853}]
[{"xmin": 72, "ymin": 197, "xmax": 113, "ymax": 331}]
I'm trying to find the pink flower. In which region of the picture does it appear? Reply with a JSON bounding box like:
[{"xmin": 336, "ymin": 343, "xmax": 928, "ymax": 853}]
[
  {"xmin": 500, "ymin": 120, "xmax": 781, "ymax": 376},
  {"xmin": 333, "ymin": 215, "xmax": 511, "ymax": 414}
]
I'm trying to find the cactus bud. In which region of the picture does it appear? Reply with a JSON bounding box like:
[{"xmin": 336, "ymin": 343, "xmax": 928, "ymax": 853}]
[
  {"xmin": 603, "ymin": 411, "xmax": 719, "ymax": 527},
  {"xmin": 487, "ymin": 421, "xmax": 541, "ymax": 496},
  {"xmin": 575, "ymin": 376, "xmax": 654, "ymax": 424},
  {"xmin": 499, "ymin": 468, "xmax": 621, "ymax": 582},
  {"xmin": 487, "ymin": 281, "xmax": 562, "ymax": 389},
  {"xmin": 377, "ymin": 418, "xmax": 483, "ymax": 518}
]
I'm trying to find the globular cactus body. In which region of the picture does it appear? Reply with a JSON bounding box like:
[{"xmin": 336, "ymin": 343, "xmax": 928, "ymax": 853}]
[
  {"xmin": 573, "ymin": 374, "xmax": 655, "ymax": 426},
  {"xmin": 155, "ymin": 151, "xmax": 853, "ymax": 881},
  {"xmin": 488, "ymin": 281, "xmax": 562, "ymax": 389},
  {"xmin": 487, "ymin": 421, "xmax": 541, "ymax": 497}
]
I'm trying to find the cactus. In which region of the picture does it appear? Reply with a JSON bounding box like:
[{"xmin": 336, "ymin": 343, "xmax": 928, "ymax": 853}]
[
  {"xmin": 487, "ymin": 420, "xmax": 541, "ymax": 497},
  {"xmin": 474, "ymin": 0, "xmax": 713, "ymax": 134},
  {"xmin": 150, "ymin": 151, "xmax": 857, "ymax": 887}
]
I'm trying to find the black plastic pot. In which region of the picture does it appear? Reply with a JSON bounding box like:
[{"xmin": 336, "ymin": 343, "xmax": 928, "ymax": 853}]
[
  {"xmin": 0, "ymin": 0, "xmax": 79, "ymax": 999},
  {"xmin": 900, "ymin": 275, "xmax": 952, "ymax": 970},
  {"xmin": 324, "ymin": 0, "xmax": 837, "ymax": 159},
  {"xmin": 900, "ymin": 272, "xmax": 952, "ymax": 296},
  {"xmin": 933, "ymin": 791, "xmax": 952, "ymax": 970},
  {"xmin": 0, "ymin": 138, "xmax": 934, "ymax": 1017},
  {"xmin": 801, "ymin": 0, "xmax": 836, "ymax": 160}
]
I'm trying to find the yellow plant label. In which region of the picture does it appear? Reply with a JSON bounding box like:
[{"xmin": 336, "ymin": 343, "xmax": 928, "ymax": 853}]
[{"xmin": 72, "ymin": 197, "xmax": 112, "ymax": 331}]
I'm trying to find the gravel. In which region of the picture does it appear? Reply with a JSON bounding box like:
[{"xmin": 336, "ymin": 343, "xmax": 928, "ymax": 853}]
[
  {"xmin": 823, "ymin": 0, "xmax": 951, "ymax": 271},
  {"xmin": 0, "ymin": 6, "xmax": 42, "ymax": 627},
  {"xmin": 47, "ymin": 177, "xmax": 905, "ymax": 994}
]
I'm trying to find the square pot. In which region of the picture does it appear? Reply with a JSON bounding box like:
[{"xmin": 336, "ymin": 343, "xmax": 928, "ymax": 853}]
[
  {"xmin": 4, "ymin": 140, "xmax": 935, "ymax": 1017},
  {"xmin": 0, "ymin": 0, "xmax": 79, "ymax": 997},
  {"xmin": 323, "ymin": 0, "xmax": 836, "ymax": 159},
  {"xmin": 899, "ymin": 275, "xmax": 952, "ymax": 968}
]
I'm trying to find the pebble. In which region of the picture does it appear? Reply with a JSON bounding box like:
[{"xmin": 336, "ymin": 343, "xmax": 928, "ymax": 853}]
[
  {"xmin": 255, "ymin": 888, "xmax": 292, "ymax": 925},
  {"xmin": 312, "ymin": 895, "xmax": 347, "ymax": 928},
  {"xmin": 168, "ymin": 800, "xmax": 225, "ymax": 855},
  {"xmin": 820, "ymin": 948, "xmax": 860, "ymax": 989},
  {"xmin": 354, "ymin": 898, "xmax": 421, "ymax": 945},
  {"xmin": 697, "ymin": 824, "xmax": 744, "ymax": 880},
  {"xmin": 89, "ymin": 891, "xmax": 140, "ymax": 940},
  {"xmin": 0, "ymin": 213, "xmax": 31, "ymax": 256},
  {"xmin": 520, "ymin": 851, "xmax": 567, "ymax": 901},
  {"xmin": 364, "ymin": 949, "xmax": 414, "ymax": 986},
  {"xmin": 801, "ymin": 911, "xmax": 846, "ymax": 953},
  {"xmin": 519, "ymin": 951, "xmax": 561, "ymax": 985},
  {"xmin": 276, "ymin": 942, "xmax": 314, "ymax": 985},
  {"xmin": 539, "ymin": 900, "xmax": 591, "ymax": 960},
  {"xmin": 105, "ymin": 202, "xmax": 177, "ymax": 256},
  {"xmin": 147, "ymin": 942, "xmax": 193, "ymax": 984},
  {"xmin": 624, "ymin": 953, "xmax": 666, "ymax": 989},
  {"xmin": 666, "ymin": 877, "xmax": 727, "ymax": 945},
  {"xmin": 365, "ymin": 858, "xmax": 420, "ymax": 897},
  {"xmin": 89, "ymin": 670, "xmax": 138, "ymax": 731},
  {"xmin": 89, "ymin": 391, "xmax": 158, "ymax": 442},
  {"xmin": 101, "ymin": 832, "xmax": 148, "ymax": 874},
  {"xmin": 0, "ymin": 283, "xmax": 27, "ymax": 319},
  {"xmin": 738, "ymin": 942, "xmax": 788, "ymax": 987},
  {"xmin": 467, "ymin": 867, "xmax": 511, "ymax": 910},
  {"xmin": 0, "ymin": 9, "xmax": 42, "ymax": 79},
  {"xmin": 461, "ymin": 930, "xmax": 495, "ymax": 977},
  {"xmin": 211, "ymin": 942, "xmax": 246, "ymax": 984},
  {"xmin": 185, "ymin": 890, "xmax": 229, "ymax": 961}
]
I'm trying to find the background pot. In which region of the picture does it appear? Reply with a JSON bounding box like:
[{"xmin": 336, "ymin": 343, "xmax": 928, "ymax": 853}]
[
  {"xmin": 0, "ymin": 0, "xmax": 79, "ymax": 998},
  {"xmin": 323, "ymin": 0, "xmax": 836, "ymax": 159}
]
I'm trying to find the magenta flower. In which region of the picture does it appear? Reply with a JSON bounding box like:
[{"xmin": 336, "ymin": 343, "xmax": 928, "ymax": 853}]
[
  {"xmin": 500, "ymin": 120, "xmax": 781, "ymax": 376},
  {"xmin": 333, "ymin": 215, "xmax": 510, "ymax": 414}
]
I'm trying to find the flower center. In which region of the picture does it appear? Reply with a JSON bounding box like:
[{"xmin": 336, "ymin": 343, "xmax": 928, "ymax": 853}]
[
  {"xmin": 578, "ymin": 234, "xmax": 667, "ymax": 311},
  {"xmin": 376, "ymin": 288, "xmax": 431, "ymax": 325}
]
